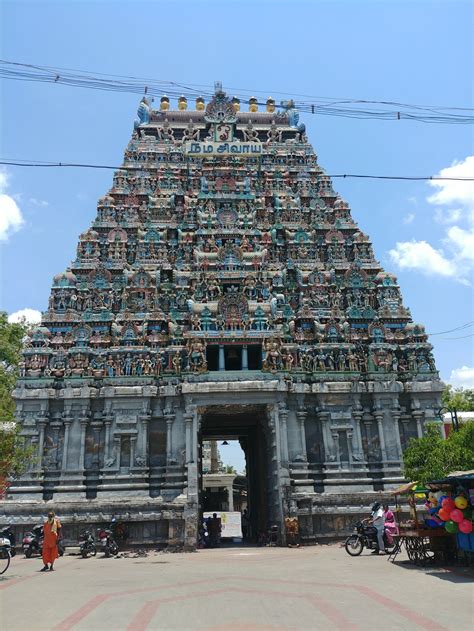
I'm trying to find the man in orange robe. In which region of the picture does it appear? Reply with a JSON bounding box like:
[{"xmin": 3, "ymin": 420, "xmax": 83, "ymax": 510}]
[{"xmin": 41, "ymin": 511, "xmax": 61, "ymax": 571}]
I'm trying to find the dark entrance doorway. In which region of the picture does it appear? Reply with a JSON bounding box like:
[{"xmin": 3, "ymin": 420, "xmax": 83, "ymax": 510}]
[{"xmin": 199, "ymin": 405, "xmax": 271, "ymax": 543}]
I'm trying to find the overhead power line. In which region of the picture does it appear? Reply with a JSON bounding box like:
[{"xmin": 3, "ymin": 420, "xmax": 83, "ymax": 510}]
[
  {"xmin": 2, "ymin": 159, "xmax": 474, "ymax": 181},
  {"xmin": 1, "ymin": 59, "xmax": 473, "ymax": 124},
  {"xmin": 428, "ymin": 321, "xmax": 474, "ymax": 336}
]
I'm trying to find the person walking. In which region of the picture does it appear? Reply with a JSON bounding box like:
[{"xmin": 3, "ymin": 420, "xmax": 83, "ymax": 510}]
[
  {"xmin": 370, "ymin": 502, "xmax": 385, "ymax": 555},
  {"xmin": 41, "ymin": 511, "xmax": 61, "ymax": 571}
]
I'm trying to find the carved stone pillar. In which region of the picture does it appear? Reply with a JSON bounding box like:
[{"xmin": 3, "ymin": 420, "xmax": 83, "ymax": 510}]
[
  {"xmin": 413, "ymin": 410, "xmax": 425, "ymax": 438},
  {"xmin": 316, "ymin": 410, "xmax": 332, "ymax": 463},
  {"xmin": 130, "ymin": 436, "xmax": 137, "ymax": 468},
  {"xmin": 61, "ymin": 417, "xmax": 73, "ymax": 471},
  {"xmin": 79, "ymin": 418, "xmax": 89, "ymax": 470},
  {"xmin": 184, "ymin": 411, "xmax": 193, "ymax": 463},
  {"xmin": 138, "ymin": 414, "xmax": 150, "ymax": 465},
  {"xmin": 374, "ymin": 411, "xmax": 387, "ymax": 462},
  {"xmin": 391, "ymin": 410, "xmax": 403, "ymax": 460},
  {"xmin": 241, "ymin": 345, "xmax": 248, "ymax": 370},
  {"xmin": 296, "ymin": 409, "xmax": 308, "ymax": 461},
  {"xmin": 352, "ymin": 410, "xmax": 365, "ymax": 462},
  {"xmin": 165, "ymin": 412, "xmax": 175, "ymax": 463},
  {"xmin": 37, "ymin": 419, "xmax": 47, "ymax": 470},
  {"xmin": 91, "ymin": 422, "xmax": 103, "ymax": 468},
  {"xmin": 50, "ymin": 420, "xmax": 63, "ymax": 469},
  {"xmin": 104, "ymin": 417, "xmax": 113, "ymax": 462},
  {"xmin": 218, "ymin": 345, "xmax": 225, "ymax": 371},
  {"xmin": 278, "ymin": 404, "xmax": 289, "ymax": 465}
]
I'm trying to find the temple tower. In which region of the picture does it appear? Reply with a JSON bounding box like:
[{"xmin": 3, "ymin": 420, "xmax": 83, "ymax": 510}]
[{"xmin": 9, "ymin": 86, "xmax": 443, "ymax": 546}]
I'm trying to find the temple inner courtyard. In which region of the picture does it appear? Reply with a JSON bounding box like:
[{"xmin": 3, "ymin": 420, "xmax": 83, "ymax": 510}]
[{"xmin": 1, "ymin": 545, "xmax": 471, "ymax": 631}]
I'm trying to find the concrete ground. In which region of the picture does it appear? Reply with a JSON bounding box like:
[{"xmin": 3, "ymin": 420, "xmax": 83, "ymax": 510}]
[{"xmin": 0, "ymin": 544, "xmax": 472, "ymax": 631}]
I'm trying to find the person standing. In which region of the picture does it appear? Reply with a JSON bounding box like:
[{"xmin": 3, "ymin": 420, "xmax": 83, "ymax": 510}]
[
  {"xmin": 370, "ymin": 502, "xmax": 385, "ymax": 555},
  {"xmin": 41, "ymin": 511, "xmax": 61, "ymax": 571}
]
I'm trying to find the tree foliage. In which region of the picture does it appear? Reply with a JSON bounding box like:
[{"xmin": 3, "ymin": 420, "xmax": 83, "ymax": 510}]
[
  {"xmin": 0, "ymin": 311, "xmax": 27, "ymax": 420},
  {"xmin": 442, "ymin": 385, "xmax": 474, "ymax": 412},
  {"xmin": 403, "ymin": 421, "xmax": 474, "ymax": 485},
  {"xmin": 0, "ymin": 312, "xmax": 35, "ymax": 490}
]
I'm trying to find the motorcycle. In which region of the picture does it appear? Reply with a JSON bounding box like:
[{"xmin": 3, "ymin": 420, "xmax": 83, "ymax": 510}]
[
  {"xmin": 97, "ymin": 525, "xmax": 118, "ymax": 558},
  {"xmin": 23, "ymin": 525, "xmax": 43, "ymax": 558},
  {"xmin": 0, "ymin": 534, "xmax": 12, "ymax": 575},
  {"xmin": 23, "ymin": 524, "xmax": 66, "ymax": 558},
  {"xmin": 0, "ymin": 526, "xmax": 16, "ymax": 557},
  {"xmin": 344, "ymin": 519, "xmax": 396, "ymax": 556},
  {"xmin": 79, "ymin": 529, "xmax": 97, "ymax": 558}
]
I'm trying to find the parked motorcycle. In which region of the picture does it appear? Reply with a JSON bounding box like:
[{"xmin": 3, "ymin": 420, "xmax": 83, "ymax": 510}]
[
  {"xmin": 0, "ymin": 534, "xmax": 12, "ymax": 575},
  {"xmin": 23, "ymin": 524, "xmax": 65, "ymax": 558},
  {"xmin": 344, "ymin": 519, "xmax": 395, "ymax": 556},
  {"xmin": 23, "ymin": 525, "xmax": 43, "ymax": 558},
  {"xmin": 79, "ymin": 529, "xmax": 97, "ymax": 558},
  {"xmin": 0, "ymin": 526, "xmax": 16, "ymax": 557},
  {"xmin": 97, "ymin": 525, "xmax": 118, "ymax": 558}
]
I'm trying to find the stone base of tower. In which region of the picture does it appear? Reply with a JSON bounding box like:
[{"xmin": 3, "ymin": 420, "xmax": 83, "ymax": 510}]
[{"xmin": 8, "ymin": 373, "xmax": 443, "ymax": 548}]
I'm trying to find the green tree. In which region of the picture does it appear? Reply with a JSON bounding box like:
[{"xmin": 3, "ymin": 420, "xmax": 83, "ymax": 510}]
[
  {"xmin": 0, "ymin": 311, "xmax": 27, "ymax": 420},
  {"xmin": 223, "ymin": 465, "xmax": 237, "ymax": 474},
  {"xmin": 442, "ymin": 385, "xmax": 474, "ymax": 412},
  {"xmin": 0, "ymin": 312, "xmax": 35, "ymax": 492},
  {"xmin": 403, "ymin": 421, "xmax": 474, "ymax": 485}
]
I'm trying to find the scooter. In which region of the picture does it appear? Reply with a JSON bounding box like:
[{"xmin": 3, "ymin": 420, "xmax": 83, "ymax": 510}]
[
  {"xmin": 23, "ymin": 525, "xmax": 66, "ymax": 558},
  {"xmin": 0, "ymin": 534, "xmax": 12, "ymax": 575},
  {"xmin": 79, "ymin": 529, "xmax": 97, "ymax": 558},
  {"xmin": 0, "ymin": 526, "xmax": 16, "ymax": 557},
  {"xmin": 344, "ymin": 519, "xmax": 395, "ymax": 556},
  {"xmin": 23, "ymin": 525, "xmax": 43, "ymax": 558},
  {"xmin": 97, "ymin": 525, "xmax": 118, "ymax": 558}
]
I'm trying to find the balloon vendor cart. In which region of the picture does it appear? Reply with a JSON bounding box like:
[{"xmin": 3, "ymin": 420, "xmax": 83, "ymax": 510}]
[
  {"xmin": 424, "ymin": 471, "xmax": 474, "ymax": 563},
  {"xmin": 388, "ymin": 481, "xmax": 458, "ymax": 565}
]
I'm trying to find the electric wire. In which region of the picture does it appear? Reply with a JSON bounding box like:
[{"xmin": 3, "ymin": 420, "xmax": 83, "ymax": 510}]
[
  {"xmin": 1, "ymin": 159, "xmax": 473, "ymax": 181},
  {"xmin": 1, "ymin": 59, "xmax": 473, "ymax": 124},
  {"xmin": 428, "ymin": 322, "xmax": 474, "ymax": 336}
]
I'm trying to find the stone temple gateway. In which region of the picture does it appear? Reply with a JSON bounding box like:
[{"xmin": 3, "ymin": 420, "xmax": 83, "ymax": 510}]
[{"xmin": 9, "ymin": 86, "xmax": 443, "ymax": 547}]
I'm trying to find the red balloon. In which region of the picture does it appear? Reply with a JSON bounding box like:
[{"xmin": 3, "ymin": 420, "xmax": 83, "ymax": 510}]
[
  {"xmin": 442, "ymin": 498, "xmax": 455, "ymax": 512},
  {"xmin": 450, "ymin": 509, "xmax": 464, "ymax": 523},
  {"xmin": 459, "ymin": 519, "xmax": 473, "ymax": 534},
  {"xmin": 438, "ymin": 508, "xmax": 450, "ymax": 521}
]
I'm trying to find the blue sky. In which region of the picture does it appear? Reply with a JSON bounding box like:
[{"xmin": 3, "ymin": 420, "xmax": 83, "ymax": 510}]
[{"xmin": 0, "ymin": 1, "xmax": 473, "ymax": 467}]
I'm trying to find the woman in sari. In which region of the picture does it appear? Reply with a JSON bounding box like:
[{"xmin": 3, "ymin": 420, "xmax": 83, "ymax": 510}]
[
  {"xmin": 383, "ymin": 504, "xmax": 398, "ymax": 546},
  {"xmin": 41, "ymin": 511, "xmax": 61, "ymax": 572}
]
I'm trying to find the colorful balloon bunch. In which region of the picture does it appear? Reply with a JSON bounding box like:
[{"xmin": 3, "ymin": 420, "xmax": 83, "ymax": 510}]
[{"xmin": 436, "ymin": 495, "xmax": 473, "ymax": 535}]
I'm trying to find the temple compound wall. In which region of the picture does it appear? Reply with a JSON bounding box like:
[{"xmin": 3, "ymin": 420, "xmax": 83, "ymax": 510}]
[{"xmin": 3, "ymin": 87, "xmax": 443, "ymax": 547}]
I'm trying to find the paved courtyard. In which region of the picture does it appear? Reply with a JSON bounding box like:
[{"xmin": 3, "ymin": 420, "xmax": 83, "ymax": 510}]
[{"xmin": 0, "ymin": 544, "xmax": 472, "ymax": 630}]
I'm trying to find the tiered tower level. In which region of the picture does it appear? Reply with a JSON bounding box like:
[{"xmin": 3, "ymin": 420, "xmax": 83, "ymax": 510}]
[{"xmin": 11, "ymin": 87, "xmax": 443, "ymax": 546}]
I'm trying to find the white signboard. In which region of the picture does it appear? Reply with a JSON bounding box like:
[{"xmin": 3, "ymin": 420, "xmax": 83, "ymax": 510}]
[
  {"xmin": 204, "ymin": 511, "xmax": 243, "ymax": 538},
  {"xmin": 184, "ymin": 141, "xmax": 262, "ymax": 157}
]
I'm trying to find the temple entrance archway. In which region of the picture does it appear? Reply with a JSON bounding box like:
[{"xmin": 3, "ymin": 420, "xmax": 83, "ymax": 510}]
[{"xmin": 198, "ymin": 405, "xmax": 275, "ymax": 542}]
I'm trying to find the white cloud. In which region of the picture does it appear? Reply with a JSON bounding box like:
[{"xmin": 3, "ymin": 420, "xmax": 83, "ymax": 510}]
[
  {"xmin": 0, "ymin": 168, "xmax": 24, "ymax": 241},
  {"xmin": 434, "ymin": 207, "xmax": 462, "ymax": 225},
  {"xmin": 389, "ymin": 240, "xmax": 457, "ymax": 278},
  {"xmin": 389, "ymin": 156, "xmax": 474, "ymax": 284},
  {"xmin": 28, "ymin": 197, "xmax": 49, "ymax": 207},
  {"xmin": 403, "ymin": 213, "xmax": 415, "ymax": 225},
  {"xmin": 8, "ymin": 308, "xmax": 42, "ymax": 324},
  {"xmin": 449, "ymin": 365, "xmax": 474, "ymax": 389},
  {"xmin": 428, "ymin": 156, "xmax": 474, "ymax": 212}
]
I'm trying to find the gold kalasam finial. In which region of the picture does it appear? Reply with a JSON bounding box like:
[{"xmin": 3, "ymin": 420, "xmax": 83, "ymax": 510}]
[
  {"xmin": 266, "ymin": 97, "xmax": 276, "ymax": 113},
  {"xmin": 249, "ymin": 97, "xmax": 258, "ymax": 113},
  {"xmin": 232, "ymin": 96, "xmax": 241, "ymax": 112},
  {"xmin": 196, "ymin": 96, "xmax": 205, "ymax": 111},
  {"xmin": 178, "ymin": 96, "xmax": 188, "ymax": 111},
  {"xmin": 160, "ymin": 96, "xmax": 170, "ymax": 111}
]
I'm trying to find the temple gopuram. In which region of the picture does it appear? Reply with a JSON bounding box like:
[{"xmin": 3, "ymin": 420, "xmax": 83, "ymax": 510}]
[{"xmin": 7, "ymin": 84, "xmax": 443, "ymax": 547}]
